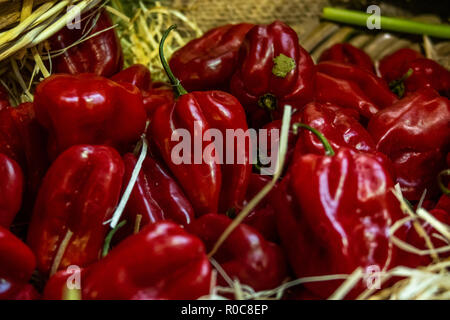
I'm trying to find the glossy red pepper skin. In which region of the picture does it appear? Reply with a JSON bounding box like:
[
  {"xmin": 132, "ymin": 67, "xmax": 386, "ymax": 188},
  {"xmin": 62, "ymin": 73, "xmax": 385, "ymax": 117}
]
[
  {"xmin": 34, "ymin": 74, "xmax": 147, "ymax": 159},
  {"xmin": 379, "ymin": 49, "xmax": 450, "ymax": 98},
  {"xmin": 0, "ymin": 154, "xmax": 23, "ymax": 228},
  {"xmin": 379, "ymin": 48, "xmax": 423, "ymax": 84},
  {"xmin": 27, "ymin": 145, "xmax": 124, "ymax": 275},
  {"xmin": 0, "ymin": 281, "xmax": 39, "ymax": 300},
  {"xmin": 45, "ymin": 222, "xmax": 212, "ymax": 300},
  {"xmin": 170, "ymin": 23, "xmax": 254, "ymax": 92},
  {"xmin": 188, "ymin": 214, "xmax": 287, "ymax": 291},
  {"xmin": 368, "ymin": 89, "xmax": 450, "ymax": 200},
  {"xmin": 111, "ymin": 64, "xmax": 152, "ymax": 91},
  {"xmin": 293, "ymin": 102, "xmax": 374, "ymax": 156},
  {"xmin": 0, "ymin": 225, "xmax": 35, "ymax": 282},
  {"xmin": 120, "ymin": 153, "xmax": 194, "ymax": 234},
  {"xmin": 43, "ymin": 268, "xmax": 83, "ymax": 300},
  {"xmin": 319, "ymin": 43, "xmax": 375, "ymax": 73},
  {"xmin": 261, "ymin": 102, "xmax": 394, "ymax": 177},
  {"xmin": 315, "ymin": 61, "xmax": 398, "ymax": 119},
  {"xmin": 49, "ymin": 10, "xmax": 123, "ymax": 77},
  {"xmin": 0, "ymin": 103, "xmax": 49, "ymax": 209},
  {"xmin": 242, "ymin": 173, "xmax": 279, "ymax": 242},
  {"xmin": 230, "ymin": 21, "xmax": 315, "ymax": 124},
  {"xmin": 403, "ymin": 58, "xmax": 450, "ymax": 98},
  {"xmin": 274, "ymin": 149, "xmax": 403, "ymax": 298},
  {"xmin": 150, "ymin": 91, "xmax": 251, "ymax": 215}
]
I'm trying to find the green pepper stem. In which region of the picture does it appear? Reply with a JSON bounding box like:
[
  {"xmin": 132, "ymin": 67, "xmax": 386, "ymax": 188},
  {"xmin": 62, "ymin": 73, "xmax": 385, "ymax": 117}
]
[
  {"xmin": 438, "ymin": 169, "xmax": 450, "ymax": 196},
  {"xmin": 159, "ymin": 25, "xmax": 188, "ymax": 97},
  {"xmin": 293, "ymin": 123, "xmax": 335, "ymax": 156},
  {"xmin": 102, "ymin": 220, "xmax": 127, "ymax": 258},
  {"xmin": 322, "ymin": 7, "xmax": 450, "ymax": 39}
]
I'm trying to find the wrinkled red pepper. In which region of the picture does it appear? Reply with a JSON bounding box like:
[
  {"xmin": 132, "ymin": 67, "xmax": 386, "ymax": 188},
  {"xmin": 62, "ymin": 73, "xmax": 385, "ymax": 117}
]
[
  {"xmin": 274, "ymin": 136, "xmax": 403, "ymax": 297},
  {"xmin": 319, "ymin": 43, "xmax": 375, "ymax": 74},
  {"xmin": 293, "ymin": 102, "xmax": 374, "ymax": 155},
  {"xmin": 261, "ymin": 102, "xmax": 394, "ymax": 177},
  {"xmin": 230, "ymin": 20, "xmax": 315, "ymax": 125},
  {"xmin": 403, "ymin": 58, "xmax": 450, "ymax": 98},
  {"xmin": 315, "ymin": 61, "xmax": 398, "ymax": 119},
  {"xmin": 44, "ymin": 222, "xmax": 212, "ymax": 300},
  {"xmin": 0, "ymin": 154, "xmax": 23, "ymax": 228},
  {"xmin": 188, "ymin": 214, "xmax": 287, "ymax": 291},
  {"xmin": 119, "ymin": 153, "xmax": 194, "ymax": 236},
  {"xmin": 149, "ymin": 25, "xmax": 251, "ymax": 215},
  {"xmin": 0, "ymin": 103, "xmax": 48, "ymax": 214},
  {"xmin": 49, "ymin": 9, "xmax": 123, "ymax": 77},
  {"xmin": 368, "ymin": 88, "xmax": 450, "ymax": 200},
  {"xmin": 379, "ymin": 48, "xmax": 450, "ymax": 98},
  {"xmin": 34, "ymin": 73, "xmax": 147, "ymax": 158},
  {"xmin": 27, "ymin": 145, "xmax": 124, "ymax": 275},
  {"xmin": 379, "ymin": 48, "xmax": 423, "ymax": 84},
  {"xmin": 169, "ymin": 23, "xmax": 254, "ymax": 92}
]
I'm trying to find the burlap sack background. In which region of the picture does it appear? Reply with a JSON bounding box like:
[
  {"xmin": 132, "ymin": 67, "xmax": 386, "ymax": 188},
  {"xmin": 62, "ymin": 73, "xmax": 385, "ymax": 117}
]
[{"xmin": 169, "ymin": 0, "xmax": 448, "ymax": 35}]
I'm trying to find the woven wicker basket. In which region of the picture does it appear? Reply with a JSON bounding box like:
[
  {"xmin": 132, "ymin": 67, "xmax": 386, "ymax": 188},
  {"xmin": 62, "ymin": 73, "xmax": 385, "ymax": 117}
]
[{"xmin": 0, "ymin": 0, "xmax": 449, "ymax": 300}]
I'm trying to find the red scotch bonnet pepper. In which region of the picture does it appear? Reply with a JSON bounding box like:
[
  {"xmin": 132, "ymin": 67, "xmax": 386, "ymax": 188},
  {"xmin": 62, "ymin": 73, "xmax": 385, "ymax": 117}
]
[
  {"xmin": 27, "ymin": 145, "xmax": 124, "ymax": 275},
  {"xmin": 118, "ymin": 153, "xmax": 194, "ymax": 238},
  {"xmin": 110, "ymin": 64, "xmax": 175, "ymax": 120},
  {"xmin": 318, "ymin": 43, "xmax": 375, "ymax": 74},
  {"xmin": 33, "ymin": 73, "xmax": 147, "ymax": 159},
  {"xmin": 149, "ymin": 25, "xmax": 251, "ymax": 215},
  {"xmin": 49, "ymin": 9, "xmax": 123, "ymax": 77},
  {"xmin": 169, "ymin": 23, "xmax": 254, "ymax": 91},
  {"xmin": 315, "ymin": 61, "xmax": 398, "ymax": 119},
  {"xmin": 368, "ymin": 88, "xmax": 450, "ymax": 200},
  {"xmin": 0, "ymin": 102, "xmax": 49, "ymax": 209},
  {"xmin": 230, "ymin": 20, "xmax": 315, "ymax": 125},
  {"xmin": 273, "ymin": 127, "xmax": 403, "ymax": 298},
  {"xmin": 379, "ymin": 48, "xmax": 450, "ymax": 98},
  {"xmin": 43, "ymin": 222, "xmax": 211, "ymax": 300},
  {"xmin": 188, "ymin": 214, "xmax": 287, "ymax": 291}
]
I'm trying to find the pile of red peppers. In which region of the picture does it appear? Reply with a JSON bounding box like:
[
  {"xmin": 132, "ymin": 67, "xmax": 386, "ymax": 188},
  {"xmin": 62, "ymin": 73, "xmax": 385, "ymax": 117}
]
[{"xmin": 0, "ymin": 8, "xmax": 449, "ymax": 300}]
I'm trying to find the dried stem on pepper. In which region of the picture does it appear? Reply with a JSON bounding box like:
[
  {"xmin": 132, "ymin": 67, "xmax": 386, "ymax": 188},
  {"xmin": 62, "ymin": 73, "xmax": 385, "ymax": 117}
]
[
  {"xmin": 292, "ymin": 122, "xmax": 335, "ymax": 156},
  {"xmin": 50, "ymin": 229, "xmax": 74, "ymax": 276}
]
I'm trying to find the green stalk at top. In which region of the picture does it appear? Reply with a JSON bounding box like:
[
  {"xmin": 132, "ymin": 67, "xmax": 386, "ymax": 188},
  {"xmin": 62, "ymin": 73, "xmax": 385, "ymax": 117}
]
[
  {"xmin": 322, "ymin": 7, "xmax": 450, "ymax": 39},
  {"xmin": 159, "ymin": 24, "xmax": 188, "ymax": 97},
  {"xmin": 292, "ymin": 123, "xmax": 335, "ymax": 156}
]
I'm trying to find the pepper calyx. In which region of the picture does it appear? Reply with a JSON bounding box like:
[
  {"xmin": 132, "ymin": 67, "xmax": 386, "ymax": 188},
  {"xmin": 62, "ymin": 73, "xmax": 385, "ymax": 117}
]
[
  {"xmin": 272, "ymin": 54, "xmax": 296, "ymax": 78},
  {"xmin": 258, "ymin": 93, "xmax": 277, "ymax": 111}
]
